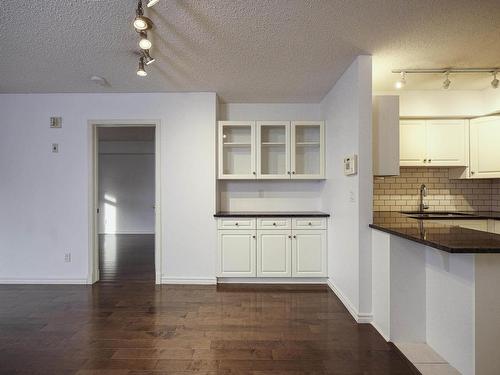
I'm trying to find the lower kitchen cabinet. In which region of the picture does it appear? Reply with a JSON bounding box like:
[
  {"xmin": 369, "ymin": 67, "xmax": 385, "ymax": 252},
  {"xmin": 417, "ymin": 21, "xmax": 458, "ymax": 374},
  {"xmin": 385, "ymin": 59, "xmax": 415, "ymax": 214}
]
[
  {"xmin": 292, "ymin": 230, "xmax": 327, "ymax": 277},
  {"xmin": 218, "ymin": 230, "xmax": 256, "ymax": 277},
  {"xmin": 217, "ymin": 217, "xmax": 328, "ymax": 279},
  {"xmin": 257, "ymin": 230, "xmax": 291, "ymax": 277}
]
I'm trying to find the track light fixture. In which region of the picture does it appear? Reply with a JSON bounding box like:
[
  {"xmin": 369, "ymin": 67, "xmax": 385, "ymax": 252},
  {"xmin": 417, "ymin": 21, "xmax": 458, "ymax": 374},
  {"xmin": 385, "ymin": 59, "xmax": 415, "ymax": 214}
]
[
  {"xmin": 143, "ymin": 50, "xmax": 156, "ymax": 65},
  {"xmin": 147, "ymin": 0, "xmax": 160, "ymax": 7},
  {"xmin": 492, "ymin": 71, "xmax": 499, "ymax": 89},
  {"xmin": 394, "ymin": 71, "xmax": 406, "ymax": 89},
  {"xmin": 442, "ymin": 71, "xmax": 451, "ymax": 89},
  {"xmin": 392, "ymin": 68, "xmax": 500, "ymax": 90},
  {"xmin": 133, "ymin": 0, "xmax": 153, "ymax": 31},
  {"xmin": 137, "ymin": 57, "xmax": 147, "ymax": 77},
  {"xmin": 138, "ymin": 31, "xmax": 152, "ymax": 50}
]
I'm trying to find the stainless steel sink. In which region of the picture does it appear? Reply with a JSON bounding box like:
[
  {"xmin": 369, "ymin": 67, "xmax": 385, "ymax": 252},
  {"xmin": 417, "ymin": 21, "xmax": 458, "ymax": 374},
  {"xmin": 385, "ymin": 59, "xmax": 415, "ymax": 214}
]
[{"xmin": 401, "ymin": 211, "xmax": 476, "ymax": 218}]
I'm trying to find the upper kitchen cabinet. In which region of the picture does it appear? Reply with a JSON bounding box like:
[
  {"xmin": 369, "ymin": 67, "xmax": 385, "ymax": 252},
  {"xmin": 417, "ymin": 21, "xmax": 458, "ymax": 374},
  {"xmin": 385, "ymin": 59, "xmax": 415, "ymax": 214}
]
[
  {"xmin": 400, "ymin": 120, "xmax": 426, "ymax": 166},
  {"xmin": 218, "ymin": 121, "xmax": 256, "ymax": 179},
  {"xmin": 400, "ymin": 119, "xmax": 468, "ymax": 167},
  {"xmin": 470, "ymin": 116, "xmax": 500, "ymax": 179},
  {"xmin": 218, "ymin": 120, "xmax": 325, "ymax": 180},
  {"xmin": 373, "ymin": 96, "xmax": 400, "ymax": 176},
  {"xmin": 291, "ymin": 121, "xmax": 325, "ymax": 179},
  {"xmin": 425, "ymin": 119, "xmax": 468, "ymax": 166},
  {"xmin": 256, "ymin": 121, "xmax": 290, "ymax": 179}
]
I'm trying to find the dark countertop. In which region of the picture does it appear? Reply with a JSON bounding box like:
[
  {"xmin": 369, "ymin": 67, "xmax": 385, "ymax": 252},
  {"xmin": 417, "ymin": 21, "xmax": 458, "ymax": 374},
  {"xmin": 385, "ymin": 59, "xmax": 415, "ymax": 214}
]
[
  {"xmin": 401, "ymin": 211, "xmax": 500, "ymax": 220},
  {"xmin": 214, "ymin": 211, "xmax": 330, "ymax": 218},
  {"xmin": 370, "ymin": 211, "xmax": 500, "ymax": 253}
]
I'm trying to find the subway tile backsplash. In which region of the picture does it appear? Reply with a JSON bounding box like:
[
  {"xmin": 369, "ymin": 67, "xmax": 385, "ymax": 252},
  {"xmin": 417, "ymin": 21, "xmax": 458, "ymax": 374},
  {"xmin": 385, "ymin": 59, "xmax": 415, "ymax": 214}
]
[{"xmin": 374, "ymin": 167, "xmax": 500, "ymax": 212}]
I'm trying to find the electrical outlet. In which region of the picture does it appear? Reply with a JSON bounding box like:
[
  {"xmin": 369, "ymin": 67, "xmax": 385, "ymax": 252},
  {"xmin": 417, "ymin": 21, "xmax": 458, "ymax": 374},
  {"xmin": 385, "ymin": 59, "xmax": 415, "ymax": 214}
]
[
  {"xmin": 64, "ymin": 253, "xmax": 71, "ymax": 263},
  {"xmin": 52, "ymin": 143, "xmax": 59, "ymax": 153}
]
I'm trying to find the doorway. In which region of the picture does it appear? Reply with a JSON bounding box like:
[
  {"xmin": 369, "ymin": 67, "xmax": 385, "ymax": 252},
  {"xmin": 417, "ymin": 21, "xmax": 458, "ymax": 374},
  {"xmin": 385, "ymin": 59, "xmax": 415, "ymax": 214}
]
[{"xmin": 89, "ymin": 121, "xmax": 161, "ymax": 284}]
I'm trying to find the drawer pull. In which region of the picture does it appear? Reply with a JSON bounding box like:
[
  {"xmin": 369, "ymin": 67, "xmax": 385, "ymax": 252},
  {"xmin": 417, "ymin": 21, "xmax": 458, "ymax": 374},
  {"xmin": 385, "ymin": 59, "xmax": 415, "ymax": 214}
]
[
  {"xmin": 308, "ymin": 222, "xmax": 312, "ymax": 226},
  {"xmin": 273, "ymin": 222, "xmax": 277, "ymax": 226},
  {"xmin": 235, "ymin": 222, "xmax": 239, "ymax": 226}
]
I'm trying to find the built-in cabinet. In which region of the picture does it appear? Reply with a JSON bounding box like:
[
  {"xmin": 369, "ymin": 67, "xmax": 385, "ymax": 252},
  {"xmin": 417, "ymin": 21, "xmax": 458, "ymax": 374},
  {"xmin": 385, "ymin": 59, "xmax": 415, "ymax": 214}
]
[
  {"xmin": 217, "ymin": 217, "xmax": 327, "ymax": 278},
  {"xmin": 400, "ymin": 119, "xmax": 468, "ymax": 167},
  {"xmin": 218, "ymin": 121, "xmax": 325, "ymax": 180},
  {"xmin": 469, "ymin": 116, "xmax": 500, "ymax": 179}
]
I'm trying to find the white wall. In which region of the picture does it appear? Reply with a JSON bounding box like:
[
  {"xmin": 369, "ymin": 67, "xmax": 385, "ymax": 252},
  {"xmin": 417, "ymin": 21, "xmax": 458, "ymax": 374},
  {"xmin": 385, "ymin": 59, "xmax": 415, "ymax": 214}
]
[
  {"xmin": 0, "ymin": 93, "xmax": 217, "ymax": 283},
  {"xmin": 98, "ymin": 141, "xmax": 155, "ymax": 234},
  {"xmin": 320, "ymin": 55, "xmax": 373, "ymax": 319},
  {"xmin": 374, "ymin": 89, "xmax": 500, "ymax": 117},
  {"xmin": 218, "ymin": 102, "xmax": 325, "ymax": 212}
]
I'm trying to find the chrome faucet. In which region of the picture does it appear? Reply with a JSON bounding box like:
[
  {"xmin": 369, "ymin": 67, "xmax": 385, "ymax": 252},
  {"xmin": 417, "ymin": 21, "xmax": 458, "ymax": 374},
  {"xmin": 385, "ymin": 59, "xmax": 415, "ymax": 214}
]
[{"xmin": 419, "ymin": 184, "xmax": 429, "ymax": 211}]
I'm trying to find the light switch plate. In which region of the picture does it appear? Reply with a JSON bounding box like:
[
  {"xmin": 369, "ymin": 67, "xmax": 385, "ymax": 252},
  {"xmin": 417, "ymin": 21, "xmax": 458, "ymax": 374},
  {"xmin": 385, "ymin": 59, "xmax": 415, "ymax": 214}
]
[
  {"xmin": 50, "ymin": 117, "xmax": 62, "ymax": 128},
  {"xmin": 344, "ymin": 154, "xmax": 358, "ymax": 176}
]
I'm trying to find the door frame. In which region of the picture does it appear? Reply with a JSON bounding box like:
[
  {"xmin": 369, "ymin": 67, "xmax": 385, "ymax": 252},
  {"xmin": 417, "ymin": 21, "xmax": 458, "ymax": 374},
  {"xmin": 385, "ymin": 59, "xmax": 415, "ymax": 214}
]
[{"xmin": 87, "ymin": 119, "xmax": 162, "ymax": 284}]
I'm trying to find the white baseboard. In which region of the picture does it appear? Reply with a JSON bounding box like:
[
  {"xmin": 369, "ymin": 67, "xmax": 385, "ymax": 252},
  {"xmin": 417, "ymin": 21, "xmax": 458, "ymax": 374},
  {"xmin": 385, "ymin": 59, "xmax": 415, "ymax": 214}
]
[
  {"xmin": 371, "ymin": 320, "xmax": 390, "ymax": 341},
  {"xmin": 327, "ymin": 278, "xmax": 373, "ymax": 323},
  {"xmin": 0, "ymin": 278, "xmax": 89, "ymax": 285},
  {"xmin": 161, "ymin": 276, "xmax": 217, "ymax": 285},
  {"xmin": 217, "ymin": 277, "xmax": 327, "ymax": 284}
]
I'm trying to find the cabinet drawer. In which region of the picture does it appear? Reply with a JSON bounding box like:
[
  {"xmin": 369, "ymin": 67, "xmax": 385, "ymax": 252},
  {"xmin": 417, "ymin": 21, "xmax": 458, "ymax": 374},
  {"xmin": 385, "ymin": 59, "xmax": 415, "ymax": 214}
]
[
  {"xmin": 292, "ymin": 218, "xmax": 326, "ymax": 230},
  {"xmin": 218, "ymin": 218, "xmax": 256, "ymax": 230},
  {"xmin": 257, "ymin": 218, "xmax": 291, "ymax": 230}
]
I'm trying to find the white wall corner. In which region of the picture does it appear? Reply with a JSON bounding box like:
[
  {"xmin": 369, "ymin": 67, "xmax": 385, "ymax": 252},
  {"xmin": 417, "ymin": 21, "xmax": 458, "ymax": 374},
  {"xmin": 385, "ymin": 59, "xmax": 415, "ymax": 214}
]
[{"xmin": 327, "ymin": 278, "xmax": 373, "ymax": 324}]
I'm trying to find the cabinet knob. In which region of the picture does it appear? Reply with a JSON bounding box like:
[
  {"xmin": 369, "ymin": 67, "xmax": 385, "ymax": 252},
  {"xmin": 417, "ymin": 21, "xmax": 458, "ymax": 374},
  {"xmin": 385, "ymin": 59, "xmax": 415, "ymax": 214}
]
[
  {"xmin": 308, "ymin": 222, "xmax": 312, "ymax": 226},
  {"xmin": 293, "ymin": 235, "xmax": 296, "ymax": 239},
  {"xmin": 252, "ymin": 171, "xmax": 256, "ymax": 175},
  {"xmin": 235, "ymin": 222, "xmax": 239, "ymax": 226},
  {"xmin": 252, "ymin": 235, "xmax": 256, "ymax": 239},
  {"xmin": 428, "ymin": 159, "xmax": 432, "ymax": 163},
  {"xmin": 292, "ymin": 171, "xmax": 296, "ymax": 174},
  {"xmin": 273, "ymin": 222, "xmax": 276, "ymax": 226},
  {"xmin": 471, "ymin": 171, "xmax": 475, "ymax": 175},
  {"xmin": 288, "ymin": 235, "xmax": 292, "ymax": 239},
  {"xmin": 287, "ymin": 171, "xmax": 291, "ymax": 175},
  {"xmin": 423, "ymin": 159, "xmax": 427, "ymax": 163}
]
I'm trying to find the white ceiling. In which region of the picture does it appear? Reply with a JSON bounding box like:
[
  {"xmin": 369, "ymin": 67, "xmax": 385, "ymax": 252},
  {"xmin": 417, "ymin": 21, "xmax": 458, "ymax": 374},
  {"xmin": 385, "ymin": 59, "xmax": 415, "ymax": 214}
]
[{"xmin": 1, "ymin": 1, "xmax": 499, "ymax": 102}]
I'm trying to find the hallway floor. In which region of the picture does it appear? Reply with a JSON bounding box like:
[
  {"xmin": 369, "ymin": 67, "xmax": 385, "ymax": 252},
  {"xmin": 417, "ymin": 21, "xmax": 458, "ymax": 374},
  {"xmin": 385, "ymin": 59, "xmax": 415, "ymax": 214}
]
[{"xmin": 0, "ymin": 235, "xmax": 414, "ymax": 374}]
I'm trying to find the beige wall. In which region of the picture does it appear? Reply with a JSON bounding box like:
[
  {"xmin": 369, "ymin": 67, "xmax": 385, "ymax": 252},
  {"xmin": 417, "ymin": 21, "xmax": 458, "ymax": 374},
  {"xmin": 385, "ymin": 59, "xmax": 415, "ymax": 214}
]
[{"xmin": 374, "ymin": 167, "xmax": 500, "ymax": 212}]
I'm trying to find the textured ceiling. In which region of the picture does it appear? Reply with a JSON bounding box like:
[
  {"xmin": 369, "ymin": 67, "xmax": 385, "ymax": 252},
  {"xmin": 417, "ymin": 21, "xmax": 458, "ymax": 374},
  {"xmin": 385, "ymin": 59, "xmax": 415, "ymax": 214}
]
[{"xmin": 1, "ymin": 0, "xmax": 499, "ymax": 102}]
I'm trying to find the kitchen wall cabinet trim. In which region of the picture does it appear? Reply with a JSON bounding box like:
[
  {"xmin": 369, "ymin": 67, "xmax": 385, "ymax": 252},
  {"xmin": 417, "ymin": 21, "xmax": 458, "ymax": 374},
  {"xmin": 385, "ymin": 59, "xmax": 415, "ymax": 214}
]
[
  {"xmin": 291, "ymin": 121, "xmax": 325, "ymax": 179},
  {"xmin": 256, "ymin": 121, "xmax": 291, "ymax": 179},
  {"xmin": 218, "ymin": 121, "xmax": 256, "ymax": 180}
]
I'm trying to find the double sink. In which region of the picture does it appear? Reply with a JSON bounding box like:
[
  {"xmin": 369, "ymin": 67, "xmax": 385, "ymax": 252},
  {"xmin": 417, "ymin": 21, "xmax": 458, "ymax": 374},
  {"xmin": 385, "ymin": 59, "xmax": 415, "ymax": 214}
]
[{"xmin": 401, "ymin": 211, "xmax": 476, "ymax": 219}]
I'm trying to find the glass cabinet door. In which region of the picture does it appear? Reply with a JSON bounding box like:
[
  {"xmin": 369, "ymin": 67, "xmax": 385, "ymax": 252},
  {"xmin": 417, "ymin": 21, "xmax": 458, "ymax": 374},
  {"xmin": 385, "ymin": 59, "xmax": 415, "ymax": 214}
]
[
  {"xmin": 256, "ymin": 121, "xmax": 290, "ymax": 179},
  {"xmin": 291, "ymin": 121, "xmax": 325, "ymax": 179},
  {"xmin": 218, "ymin": 121, "xmax": 256, "ymax": 179}
]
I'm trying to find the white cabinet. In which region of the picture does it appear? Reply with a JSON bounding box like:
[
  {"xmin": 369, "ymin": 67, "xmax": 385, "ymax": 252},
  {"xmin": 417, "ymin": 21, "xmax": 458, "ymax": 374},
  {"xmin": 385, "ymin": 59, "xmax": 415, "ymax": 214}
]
[
  {"xmin": 400, "ymin": 119, "xmax": 468, "ymax": 167},
  {"xmin": 257, "ymin": 230, "xmax": 291, "ymax": 277},
  {"xmin": 218, "ymin": 121, "xmax": 256, "ymax": 179},
  {"xmin": 470, "ymin": 116, "xmax": 500, "ymax": 179},
  {"xmin": 217, "ymin": 216, "xmax": 327, "ymax": 279},
  {"xmin": 372, "ymin": 95, "xmax": 400, "ymax": 176},
  {"xmin": 291, "ymin": 121, "xmax": 325, "ymax": 179},
  {"xmin": 256, "ymin": 121, "xmax": 290, "ymax": 179},
  {"xmin": 292, "ymin": 230, "xmax": 327, "ymax": 277},
  {"xmin": 218, "ymin": 120, "xmax": 325, "ymax": 180},
  {"xmin": 400, "ymin": 120, "xmax": 426, "ymax": 166},
  {"xmin": 218, "ymin": 229, "xmax": 256, "ymax": 277}
]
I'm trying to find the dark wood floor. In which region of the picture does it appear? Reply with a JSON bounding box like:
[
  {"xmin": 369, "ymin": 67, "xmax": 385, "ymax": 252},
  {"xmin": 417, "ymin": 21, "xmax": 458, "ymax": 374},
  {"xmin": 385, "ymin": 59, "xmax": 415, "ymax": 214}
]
[{"xmin": 0, "ymin": 234, "xmax": 414, "ymax": 374}]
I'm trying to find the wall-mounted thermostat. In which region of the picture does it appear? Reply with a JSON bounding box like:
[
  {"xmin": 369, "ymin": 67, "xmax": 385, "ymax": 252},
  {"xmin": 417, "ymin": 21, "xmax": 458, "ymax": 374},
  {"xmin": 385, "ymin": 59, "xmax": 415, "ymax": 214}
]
[
  {"xmin": 50, "ymin": 117, "xmax": 62, "ymax": 128},
  {"xmin": 344, "ymin": 154, "xmax": 358, "ymax": 176}
]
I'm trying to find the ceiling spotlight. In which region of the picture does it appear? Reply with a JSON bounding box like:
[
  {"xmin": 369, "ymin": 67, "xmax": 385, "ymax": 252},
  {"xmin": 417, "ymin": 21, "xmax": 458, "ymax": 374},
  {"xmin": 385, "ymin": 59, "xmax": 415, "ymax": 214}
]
[
  {"xmin": 492, "ymin": 71, "xmax": 499, "ymax": 89},
  {"xmin": 395, "ymin": 71, "xmax": 406, "ymax": 89},
  {"xmin": 137, "ymin": 57, "xmax": 147, "ymax": 77},
  {"xmin": 133, "ymin": 0, "xmax": 153, "ymax": 31},
  {"xmin": 442, "ymin": 71, "xmax": 451, "ymax": 89},
  {"xmin": 147, "ymin": 0, "xmax": 160, "ymax": 7},
  {"xmin": 143, "ymin": 50, "xmax": 156, "ymax": 65},
  {"xmin": 138, "ymin": 31, "xmax": 152, "ymax": 50}
]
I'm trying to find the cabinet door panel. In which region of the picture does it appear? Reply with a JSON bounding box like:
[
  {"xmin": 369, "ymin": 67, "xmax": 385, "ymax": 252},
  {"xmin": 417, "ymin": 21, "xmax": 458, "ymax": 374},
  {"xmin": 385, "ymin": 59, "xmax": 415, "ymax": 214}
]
[
  {"xmin": 292, "ymin": 230, "xmax": 327, "ymax": 277},
  {"xmin": 291, "ymin": 121, "xmax": 325, "ymax": 179},
  {"xmin": 470, "ymin": 116, "xmax": 500, "ymax": 178},
  {"xmin": 218, "ymin": 121, "xmax": 256, "ymax": 179},
  {"xmin": 400, "ymin": 120, "xmax": 426, "ymax": 166},
  {"xmin": 256, "ymin": 121, "xmax": 290, "ymax": 179},
  {"xmin": 218, "ymin": 230, "xmax": 256, "ymax": 277},
  {"xmin": 426, "ymin": 120, "xmax": 467, "ymax": 166},
  {"xmin": 257, "ymin": 230, "xmax": 291, "ymax": 277}
]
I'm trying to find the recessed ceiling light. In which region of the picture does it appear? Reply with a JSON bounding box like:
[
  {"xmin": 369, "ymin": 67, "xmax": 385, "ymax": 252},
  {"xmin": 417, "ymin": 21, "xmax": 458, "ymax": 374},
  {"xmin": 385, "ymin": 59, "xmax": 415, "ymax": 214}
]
[
  {"xmin": 147, "ymin": 0, "xmax": 160, "ymax": 7},
  {"xmin": 137, "ymin": 57, "xmax": 147, "ymax": 77}
]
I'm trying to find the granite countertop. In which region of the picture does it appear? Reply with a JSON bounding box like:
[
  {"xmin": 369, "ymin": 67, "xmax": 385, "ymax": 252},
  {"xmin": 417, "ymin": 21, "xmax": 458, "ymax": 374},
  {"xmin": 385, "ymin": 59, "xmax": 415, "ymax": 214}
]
[
  {"xmin": 214, "ymin": 211, "xmax": 330, "ymax": 218},
  {"xmin": 370, "ymin": 211, "xmax": 500, "ymax": 253}
]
